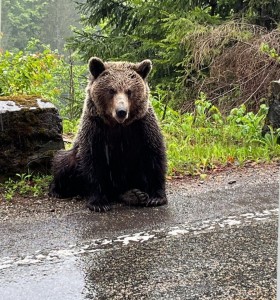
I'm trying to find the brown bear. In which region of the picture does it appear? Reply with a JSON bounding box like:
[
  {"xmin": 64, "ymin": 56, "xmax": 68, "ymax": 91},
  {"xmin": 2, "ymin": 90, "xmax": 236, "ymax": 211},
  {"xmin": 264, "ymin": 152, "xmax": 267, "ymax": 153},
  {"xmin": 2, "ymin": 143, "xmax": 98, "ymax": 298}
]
[{"xmin": 49, "ymin": 57, "xmax": 167, "ymax": 212}]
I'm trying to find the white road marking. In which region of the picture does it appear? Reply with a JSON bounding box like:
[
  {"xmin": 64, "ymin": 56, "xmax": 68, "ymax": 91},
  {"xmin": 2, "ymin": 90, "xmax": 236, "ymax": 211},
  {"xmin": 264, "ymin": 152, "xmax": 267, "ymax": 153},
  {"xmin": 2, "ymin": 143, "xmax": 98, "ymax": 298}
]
[{"xmin": 0, "ymin": 207, "xmax": 278, "ymax": 271}]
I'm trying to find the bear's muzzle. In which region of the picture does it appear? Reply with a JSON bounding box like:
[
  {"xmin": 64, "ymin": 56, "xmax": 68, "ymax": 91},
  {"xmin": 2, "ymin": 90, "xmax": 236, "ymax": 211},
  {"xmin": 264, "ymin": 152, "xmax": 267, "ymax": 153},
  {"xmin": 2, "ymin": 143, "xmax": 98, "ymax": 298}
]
[{"xmin": 112, "ymin": 93, "xmax": 130, "ymax": 123}]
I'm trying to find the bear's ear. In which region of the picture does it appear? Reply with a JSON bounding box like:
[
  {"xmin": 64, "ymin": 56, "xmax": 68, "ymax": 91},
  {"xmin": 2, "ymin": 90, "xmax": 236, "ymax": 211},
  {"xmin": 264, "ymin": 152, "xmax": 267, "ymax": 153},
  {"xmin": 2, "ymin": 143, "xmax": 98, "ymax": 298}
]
[
  {"xmin": 135, "ymin": 59, "xmax": 152, "ymax": 79},
  {"xmin": 88, "ymin": 57, "xmax": 106, "ymax": 78}
]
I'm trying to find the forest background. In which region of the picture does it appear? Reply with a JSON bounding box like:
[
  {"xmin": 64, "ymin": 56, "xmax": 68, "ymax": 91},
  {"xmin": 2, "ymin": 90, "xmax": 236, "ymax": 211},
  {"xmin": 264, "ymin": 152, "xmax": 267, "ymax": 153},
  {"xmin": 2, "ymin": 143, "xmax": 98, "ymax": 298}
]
[{"xmin": 1, "ymin": 0, "xmax": 280, "ymax": 179}]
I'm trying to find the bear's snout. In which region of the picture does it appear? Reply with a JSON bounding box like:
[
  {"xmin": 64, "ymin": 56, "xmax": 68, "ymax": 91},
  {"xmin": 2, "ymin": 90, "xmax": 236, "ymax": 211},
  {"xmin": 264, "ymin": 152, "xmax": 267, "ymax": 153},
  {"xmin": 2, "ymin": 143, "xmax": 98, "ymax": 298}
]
[
  {"xmin": 116, "ymin": 108, "xmax": 127, "ymax": 119},
  {"xmin": 112, "ymin": 93, "xmax": 129, "ymax": 123}
]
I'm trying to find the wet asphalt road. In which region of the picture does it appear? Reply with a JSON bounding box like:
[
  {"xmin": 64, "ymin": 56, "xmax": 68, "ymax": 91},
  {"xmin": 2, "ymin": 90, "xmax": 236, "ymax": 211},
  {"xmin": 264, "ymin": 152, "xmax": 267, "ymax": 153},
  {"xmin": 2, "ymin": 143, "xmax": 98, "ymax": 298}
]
[{"xmin": 0, "ymin": 166, "xmax": 279, "ymax": 299}]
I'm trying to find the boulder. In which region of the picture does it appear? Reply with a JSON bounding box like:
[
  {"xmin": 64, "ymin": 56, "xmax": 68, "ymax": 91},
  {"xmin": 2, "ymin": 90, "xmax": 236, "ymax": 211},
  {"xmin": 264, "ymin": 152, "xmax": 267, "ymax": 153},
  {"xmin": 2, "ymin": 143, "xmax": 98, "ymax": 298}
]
[
  {"xmin": 262, "ymin": 80, "xmax": 280, "ymax": 135},
  {"xmin": 0, "ymin": 96, "xmax": 64, "ymax": 179}
]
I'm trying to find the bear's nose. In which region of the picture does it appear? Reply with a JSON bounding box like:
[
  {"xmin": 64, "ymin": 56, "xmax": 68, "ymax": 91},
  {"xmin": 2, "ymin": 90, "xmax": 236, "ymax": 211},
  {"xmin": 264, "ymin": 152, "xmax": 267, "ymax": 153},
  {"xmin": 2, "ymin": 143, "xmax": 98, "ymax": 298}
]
[{"xmin": 116, "ymin": 109, "xmax": 127, "ymax": 119}]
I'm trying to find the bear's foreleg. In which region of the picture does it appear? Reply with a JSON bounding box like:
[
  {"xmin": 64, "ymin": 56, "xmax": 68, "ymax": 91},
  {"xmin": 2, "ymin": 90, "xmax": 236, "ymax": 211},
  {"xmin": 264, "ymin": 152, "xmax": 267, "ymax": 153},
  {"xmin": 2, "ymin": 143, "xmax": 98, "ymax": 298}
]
[
  {"xmin": 121, "ymin": 155, "xmax": 167, "ymax": 207},
  {"xmin": 81, "ymin": 160, "xmax": 112, "ymax": 212},
  {"xmin": 120, "ymin": 112, "xmax": 168, "ymax": 207}
]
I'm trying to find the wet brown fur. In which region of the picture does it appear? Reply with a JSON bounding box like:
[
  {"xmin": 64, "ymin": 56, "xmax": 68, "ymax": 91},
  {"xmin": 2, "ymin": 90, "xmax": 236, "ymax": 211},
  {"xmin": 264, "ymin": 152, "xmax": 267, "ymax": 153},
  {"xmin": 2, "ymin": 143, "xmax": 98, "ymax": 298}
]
[
  {"xmin": 49, "ymin": 57, "xmax": 167, "ymax": 212},
  {"xmin": 87, "ymin": 60, "xmax": 150, "ymax": 125}
]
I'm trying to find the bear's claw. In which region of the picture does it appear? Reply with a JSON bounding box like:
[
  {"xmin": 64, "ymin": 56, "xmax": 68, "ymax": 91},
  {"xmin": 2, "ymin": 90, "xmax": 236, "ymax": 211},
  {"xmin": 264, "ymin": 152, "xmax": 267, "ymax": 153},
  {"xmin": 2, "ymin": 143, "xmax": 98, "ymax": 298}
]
[
  {"xmin": 146, "ymin": 197, "xmax": 167, "ymax": 207},
  {"xmin": 120, "ymin": 189, "xmax": 149, "ymax": 206},
  {"xmin": 86, "ymin": 196, "xmax": 111, "ymax": 212},
  {"xmin": 87, "ymin": 203, "xmax": 111, "ymax": 212},
  {"xmin": 121, "ymin": 189, "xmax": 167, "ymax": 207},
  {"xmin": 48, "ymin": 188, "xmax": 63, "ymax": 199},
  {"xmin": 48, "ymin": 181, "xmax": 62, "ymax": 198}
]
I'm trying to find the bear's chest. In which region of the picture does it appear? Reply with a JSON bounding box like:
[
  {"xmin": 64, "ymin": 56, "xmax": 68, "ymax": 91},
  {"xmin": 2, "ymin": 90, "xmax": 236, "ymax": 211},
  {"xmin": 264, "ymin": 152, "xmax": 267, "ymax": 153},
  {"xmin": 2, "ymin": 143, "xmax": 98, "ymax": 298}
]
[
  {"xmin": 102, "ymin": 124, "xmax": 144, "ymax": 166},
  {"xmin": 98, "ymin": 124, "xmax": 146, "ymax": 190}
]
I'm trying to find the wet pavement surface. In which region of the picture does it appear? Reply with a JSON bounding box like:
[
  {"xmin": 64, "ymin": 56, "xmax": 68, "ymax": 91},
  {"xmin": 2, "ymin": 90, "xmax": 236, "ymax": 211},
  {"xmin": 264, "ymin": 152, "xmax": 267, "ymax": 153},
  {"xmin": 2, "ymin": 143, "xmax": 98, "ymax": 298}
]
[{"xmin": 0, "ymin": 165, "xmax": 279, "ymax": 299}]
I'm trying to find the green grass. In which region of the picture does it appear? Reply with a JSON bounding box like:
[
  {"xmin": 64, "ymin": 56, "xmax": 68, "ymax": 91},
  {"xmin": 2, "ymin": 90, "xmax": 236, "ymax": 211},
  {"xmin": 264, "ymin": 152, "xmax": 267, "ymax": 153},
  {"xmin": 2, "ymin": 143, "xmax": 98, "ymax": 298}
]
[
  {"xmin": 0, "ymin": 173, "xmax": 52, "ymax": 201},
  {"xmin": 152, "ymin": 94, "xmax": 280, "ymax": 176}
]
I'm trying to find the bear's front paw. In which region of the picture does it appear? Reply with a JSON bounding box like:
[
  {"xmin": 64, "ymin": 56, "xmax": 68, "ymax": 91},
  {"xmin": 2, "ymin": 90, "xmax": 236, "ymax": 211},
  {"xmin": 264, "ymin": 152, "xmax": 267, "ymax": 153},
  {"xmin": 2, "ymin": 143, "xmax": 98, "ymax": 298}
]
[
  {"xmin": 48, "ymin": 183, "xmax": 62, "ymax": 199},
  {"xmin": 120, "ymin": 189, "xmax": 149, "ymax": 206},
  {"xmin": 146, "ymin": 197, "xmax": 167, "ymax": 207},
  {"xmin": 86, "ymin": 196, "xmax": 111, "ymax": 212},
  {"xmin": 48, "ymin": 191, "xmax": 61, "ymax": 199}
]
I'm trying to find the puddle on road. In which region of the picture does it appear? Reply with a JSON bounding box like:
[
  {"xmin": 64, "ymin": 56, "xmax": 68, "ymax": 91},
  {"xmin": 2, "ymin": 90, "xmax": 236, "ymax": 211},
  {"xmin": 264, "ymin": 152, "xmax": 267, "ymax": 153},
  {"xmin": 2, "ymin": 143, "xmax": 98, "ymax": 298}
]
[{"xmin": 0, "ymin": 257, "xmax": 88, "ymax": 300}]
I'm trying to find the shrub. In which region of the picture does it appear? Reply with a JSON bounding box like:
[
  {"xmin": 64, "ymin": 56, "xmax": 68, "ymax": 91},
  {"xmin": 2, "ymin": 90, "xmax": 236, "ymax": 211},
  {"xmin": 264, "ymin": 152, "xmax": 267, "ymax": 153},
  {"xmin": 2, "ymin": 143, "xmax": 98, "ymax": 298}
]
[
  {"xmin": 153, "ymin": 93, "xmax": 280, "ymax": 175},
  {"xmin": 0, "ymin": 40, "xmax": 62, "ymax": 97}
]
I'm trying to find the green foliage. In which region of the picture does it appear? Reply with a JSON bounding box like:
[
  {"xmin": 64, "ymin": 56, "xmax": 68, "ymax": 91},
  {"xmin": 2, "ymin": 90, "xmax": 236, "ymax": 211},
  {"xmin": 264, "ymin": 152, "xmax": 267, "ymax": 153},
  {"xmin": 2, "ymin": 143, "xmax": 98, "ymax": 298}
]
[
  {"xmin": 0, "ymin": 41, "xmax": 88, "ymax": 120},
  {"xmin": 260, "ymin": 43, "xmax": 280, "ymax": 61},
  {"xmin": 217, "ymin": 0, "xmax": 280, "ymax": 28},
  {"xmin": 2, "ymin": 0, "xmax": 48, "ymax": 50},
  {"xmin": 0, "ymin": 173, "xmax": 52, "ymax": 201},
  {"xmin": 63, "ymin": 119, "xmax": 80, "ymax": 135},
  {"xmin": 52, "ymin": 51, "xmax": 88, "ymax": 120},
  {"xmin": 152, "ymin": 94, "xmax": 280, "ymax": 176},
  {"xmin": 70, "ymin": 1, "xmax": 218, "ymax": 90},
  {"xmin": 0, "ymin": 40, "xmax": 62, "ymax": 97},
  {"xmin": 0, "ymin": 42, "xmax": 278, "ymax": 181},
  {"xmin": 70, "ymin": 0, "xmax": 280, "ymax": 109},
  {"xmin": 2, "ymin": 0, "xmax": 81, "ymax": 52},
  {"xmin": 257, "ymin": 126, "xmax": 280, "ymax": 153}
]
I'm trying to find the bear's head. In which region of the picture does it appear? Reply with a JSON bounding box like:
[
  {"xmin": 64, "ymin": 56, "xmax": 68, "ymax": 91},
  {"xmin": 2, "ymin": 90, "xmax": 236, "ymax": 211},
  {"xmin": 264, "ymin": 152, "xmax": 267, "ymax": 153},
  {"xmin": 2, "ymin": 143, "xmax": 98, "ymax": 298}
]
[{"xmin": 88, "ymin": 57, "xmax": 152, "ymax": 125}]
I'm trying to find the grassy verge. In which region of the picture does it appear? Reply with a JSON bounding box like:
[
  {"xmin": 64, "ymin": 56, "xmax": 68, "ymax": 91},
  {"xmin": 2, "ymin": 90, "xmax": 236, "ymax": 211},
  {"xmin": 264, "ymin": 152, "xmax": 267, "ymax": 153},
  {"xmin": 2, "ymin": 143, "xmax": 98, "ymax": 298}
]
[
  {"xmin": 0, "ymin": 174, "xmax": 52, "ymax": 201},
  {"xmin": 152, "ymin": 94, "xmax": 280, "ymax": 176}
]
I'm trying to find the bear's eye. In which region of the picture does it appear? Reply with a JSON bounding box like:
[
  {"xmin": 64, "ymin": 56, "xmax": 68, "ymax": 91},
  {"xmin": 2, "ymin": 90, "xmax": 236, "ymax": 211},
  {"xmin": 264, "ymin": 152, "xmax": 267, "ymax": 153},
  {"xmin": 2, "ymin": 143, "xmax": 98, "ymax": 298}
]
[
  {"xmin": 126, "ymin": 89, "xmax": 132, "ymax": 96},
  {"xmin": 109, "ymin": 88, "xmax": 116, "ymax": 95},
  {"xmin": 129, "ymin": 73, "xmax": 136, "ymax": 79},
  {"xmin": 100, "ymin": 71, "xmax": 109, "ymax": 77}
]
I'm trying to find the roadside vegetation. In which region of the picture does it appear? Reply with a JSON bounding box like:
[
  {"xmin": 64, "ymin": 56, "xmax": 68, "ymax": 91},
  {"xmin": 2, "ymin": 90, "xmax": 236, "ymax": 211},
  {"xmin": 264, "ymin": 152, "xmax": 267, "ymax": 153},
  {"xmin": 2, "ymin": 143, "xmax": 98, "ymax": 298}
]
[
  {"xmin": 0, "ymin": 174, "xmax": 52, "ymax": 201},
  {"xmin": 153, "ymin": 94, "xmax": 280, "ymax": 176},
  {"xmin": 2, "ymin": 96, "xmax": 278, "ymax": 201},
  {"xmin": 0, "ymin": 0, "xmax": 280, "ymax": 200}
]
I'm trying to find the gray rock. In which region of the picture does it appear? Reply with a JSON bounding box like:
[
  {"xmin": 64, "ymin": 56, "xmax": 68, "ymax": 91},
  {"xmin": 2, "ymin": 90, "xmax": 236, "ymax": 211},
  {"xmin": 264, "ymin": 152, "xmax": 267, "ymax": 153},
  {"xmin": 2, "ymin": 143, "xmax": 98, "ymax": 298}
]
[
  {"xmin": 262, "ymin": 80, "xmax": 280, "ymax": 135},
  {"xmin": 0, "ymin": 97, "xmax": 64, "ymax": 179}
]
